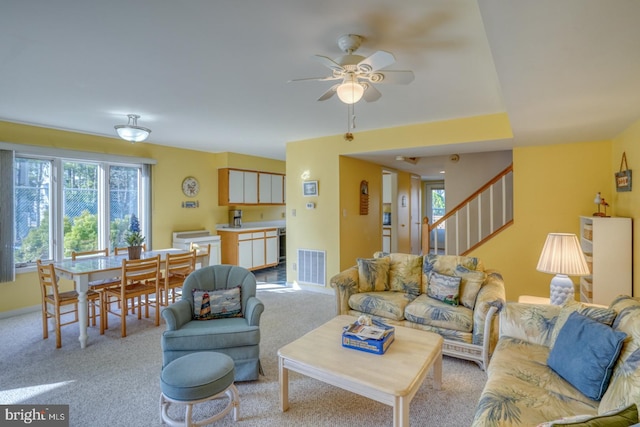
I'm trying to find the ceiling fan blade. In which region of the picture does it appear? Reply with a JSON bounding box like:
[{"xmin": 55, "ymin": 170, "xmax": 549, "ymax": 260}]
[
  {"xmin": 369, "ymin": 70, "xmax": 415, "ymax": 85},
  {"xmin": 317, "ymin": 84, "xmax": 339, "ymax": 101},
  {"xmin": 357, "ymin": 50, "xmax": 396, "ymax": 73},
  {"xmin": 288, "ymin": 76, "xmax": 342, "ymax": 83},
  {"xmin": 362, "ymin": 84, "xmax": 382, "ymax": 103},
  {"xmin": 313, "ymin": 55, "xmax": 344, "ymax": 72}
]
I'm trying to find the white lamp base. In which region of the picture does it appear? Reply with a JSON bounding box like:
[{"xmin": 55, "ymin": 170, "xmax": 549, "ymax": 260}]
[{"xmin": 549, "ymin": 274, "xmax": 575, "ymax": 305}]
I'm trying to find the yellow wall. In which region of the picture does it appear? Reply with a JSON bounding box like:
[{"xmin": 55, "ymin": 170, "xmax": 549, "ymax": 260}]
[
  {"xmin": 285, "ymin": 137, "xmax": 342, "ymax": 285},
  {"xmin": 0, "ymin": 121, "xmax": 284, "ymax": 313},
  {"xmin": 612, "ymin": 117, "xmax": 640, "ymax": 296},
  {"xmin": 338, "ymin": 156, "xmax": 383, "ymax": 270},
  {"xmin": 3, "ymin": 111, "xmax": 637, "ymax": 312},
  {"xmin": 286, "ymin": 114, "xmax": 624, "ymax": 302},
  {"xmin": 286, "ymin": 113, "xmax": 515, "ymax": 285},
  {"xmin": 470, "ymin": 140, "xmax": 612, "ymax": 300}
]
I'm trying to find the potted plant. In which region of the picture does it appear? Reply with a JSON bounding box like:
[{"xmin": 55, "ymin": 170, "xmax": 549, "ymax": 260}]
[{"xmin": 124, "ymin": 214, "xmax": 145, "ymax": 259}]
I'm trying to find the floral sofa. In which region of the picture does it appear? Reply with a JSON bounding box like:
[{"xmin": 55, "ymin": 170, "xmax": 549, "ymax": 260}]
[
  {"xmin": 330, "ymin": 252, "xmax": 506, "ymax": 370},
  {"xmin": 471, "ymin": 296, "xmax": 640, "ymax": 426}
]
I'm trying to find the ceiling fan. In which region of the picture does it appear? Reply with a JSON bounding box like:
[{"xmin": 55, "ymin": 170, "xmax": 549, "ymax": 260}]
[{"xmin": 291, "ymin": 34, "xmax": 414, "ymax": 104}]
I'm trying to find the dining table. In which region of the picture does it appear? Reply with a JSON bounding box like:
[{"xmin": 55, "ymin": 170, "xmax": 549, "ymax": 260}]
[{"xmin": 53, "ymin": 248, "xmax": 210, "ymax": 348}]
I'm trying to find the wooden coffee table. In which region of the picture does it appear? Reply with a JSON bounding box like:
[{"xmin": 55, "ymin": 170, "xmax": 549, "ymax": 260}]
[{"xmin": 278, "ymin": 315, "xmax": 443, "ymax": 427}]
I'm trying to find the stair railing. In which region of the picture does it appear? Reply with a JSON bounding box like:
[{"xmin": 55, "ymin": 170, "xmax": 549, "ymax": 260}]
[{"xmin": 424, "ymin": 164, "xmax": 514, "ymax": 256}]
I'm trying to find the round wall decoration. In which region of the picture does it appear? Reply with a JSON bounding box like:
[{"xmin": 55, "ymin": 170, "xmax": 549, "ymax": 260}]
[{"xmin": 182, "ymin": 176, "xmax": 200, "ymax": 197}]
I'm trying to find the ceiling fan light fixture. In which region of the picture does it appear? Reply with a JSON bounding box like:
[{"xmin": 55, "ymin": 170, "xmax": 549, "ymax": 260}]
[
  {"xmin": 114, "ymin": 114, "xmax": 151, "ymax": 143},
  {"xmin": 336, "ymin": 79, "xmax": 364, "ymax": 104}
]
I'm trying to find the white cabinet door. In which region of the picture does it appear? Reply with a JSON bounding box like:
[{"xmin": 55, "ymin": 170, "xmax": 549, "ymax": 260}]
[
  {"xmin": 258, "ymin": 173, "xmax": 272, "ymax": 203},
  {"xmin": 383, "ymin": 236, "xmax": 391, "ymax": 253},
  {"xmin": 243, "ymin": 171, "xmax": 258, "ymax": 204},
  {"xmin": 238, "ymin": 239, "xmax": 253, "ymax": 269},
  {"xmin": 228, "ymin": 170, "xmax": 245, "ymax": 204},
  {"xmin": 251, "ymin": 233, "xmax": 265, "ymax": 267},
  {"xmin": 271, "ymin": 175, "xmax": 284, "ymax": 204},
  {"xmin": 266, "ymin": 231, "xmax": 278, "ymax": 265}
]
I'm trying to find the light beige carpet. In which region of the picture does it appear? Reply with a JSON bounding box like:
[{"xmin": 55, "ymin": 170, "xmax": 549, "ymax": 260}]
[{"xmin": 0, "ymin": 285, "xmax": 486, "ymax": 426}]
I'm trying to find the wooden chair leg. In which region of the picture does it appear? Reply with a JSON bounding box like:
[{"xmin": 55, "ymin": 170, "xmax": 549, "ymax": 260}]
[
  {"xmin": 42, "ymin": 302, "xmax": 49, "ymax": 340},
  {"xmin": 55, "ymin": 307, "xmax": 62, "ymax": 349},
  {"xmin": 89, "ymin": 302, "xmax": 95, "ymax": 327},
  {"xmin": 121, "ymin": 308, "xmax": 127, "ymax": 338}
]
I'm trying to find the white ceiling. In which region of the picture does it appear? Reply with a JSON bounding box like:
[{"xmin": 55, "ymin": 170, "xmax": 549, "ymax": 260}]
[{"xmin": 2, "ymin": 1, "xmax": 640, "ymax": 178}]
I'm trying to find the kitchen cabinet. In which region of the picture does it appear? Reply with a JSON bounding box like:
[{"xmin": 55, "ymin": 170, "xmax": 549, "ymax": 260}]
[
  {"xmin": 265, "ymin": 230, "xmax": 278, "ymax": 265},
  {"xmin": 219, "ymin": 168, "xmax": 285, "ymax": 206},
  {"xmin": 219, "ymin": 168, "xmax": 258, "ymax": 205},
  {"xmin": 383, "ymin": 226, "xmax": 391, "ymax": 253},
  {"xmin": 579, "ymin": 216, "xmax": 631, "ymax": 305},
  {"xmin": 218, "ymin": 227, "xmax": 279, "ymax": 271},
  {"xmin": 258, "ymin": 173, "xmax": 284, "ymax": 204}
]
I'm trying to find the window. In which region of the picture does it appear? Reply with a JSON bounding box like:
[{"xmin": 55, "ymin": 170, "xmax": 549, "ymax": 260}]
[{"xmin": 13, "ymin": 156, "xmax": 148, "ymax": 267}]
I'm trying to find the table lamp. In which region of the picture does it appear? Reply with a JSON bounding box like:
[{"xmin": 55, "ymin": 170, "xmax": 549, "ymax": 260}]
[{"xmin": 536, "ymin": 233, "xmax": 591, "ymax": 305}]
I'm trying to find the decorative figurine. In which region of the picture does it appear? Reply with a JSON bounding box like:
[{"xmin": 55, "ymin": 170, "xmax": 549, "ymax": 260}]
[{"xmin": 593, "ymin": 192, "xmax": 610, "ymax": 217}]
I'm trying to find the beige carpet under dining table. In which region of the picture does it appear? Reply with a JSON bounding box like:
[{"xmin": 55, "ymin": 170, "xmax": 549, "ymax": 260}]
[{"xmin": 0, "ymin": 284, "xmax": 487, "ymax": 426}]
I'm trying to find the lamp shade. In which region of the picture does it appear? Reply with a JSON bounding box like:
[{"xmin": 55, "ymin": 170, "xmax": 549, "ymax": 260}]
[
  {"xmin": 336, "ymin": 77, "xmax": 364, "ymax": 104},
  {"xmin": 536, "ymin": 233, "xmax": 590, "ymax": 276},
  {"xmin": 114, "ymin": 114, "xmax": 151, "ymax": 143}
]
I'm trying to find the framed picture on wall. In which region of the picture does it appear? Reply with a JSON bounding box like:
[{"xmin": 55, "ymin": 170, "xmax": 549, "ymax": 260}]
[{"xmin": 303, "ymin": 180, "xmax": 318, "ymax": 197}]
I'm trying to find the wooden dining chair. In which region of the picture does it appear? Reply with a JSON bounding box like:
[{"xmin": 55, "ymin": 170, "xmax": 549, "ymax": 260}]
[
  {"xmin": 71, "ymin": 248, "xmax": 120, "ymax": 332},
  {"xmin": 114, "ymin": 244, "xmax": 147, "ymax": 255},
  {"xmin": 189, "ymin": 242, "xmax": 211, "ymax": 269},
  {"xmin": 104, "ymin": 255, "xmax": 161, "ymax": 337},
  {"xmin": 71, "ymin": 248, "xmax": 108, "ymax": 260},
  {"xmin": 36, "ymin": 260, "xmax": 102, "ymax": 348},
  {"xmin": 160, "ymin": 251, "xmax": 197, "ymax": 306}
]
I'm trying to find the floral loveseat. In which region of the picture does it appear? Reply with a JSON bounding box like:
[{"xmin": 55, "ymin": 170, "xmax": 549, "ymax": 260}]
[
  {"xmin": 471, "ymin": 296, "xmax": 640, "ymax": 426},
  {"xmin": 330, "ymin": 252, "xmax": 506, "ymax": 370}
]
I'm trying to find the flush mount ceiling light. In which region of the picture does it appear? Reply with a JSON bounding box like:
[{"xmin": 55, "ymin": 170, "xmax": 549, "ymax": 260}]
[{"xmin": 114, "ymin": 114, "xmax": 151, "ymax": 143}]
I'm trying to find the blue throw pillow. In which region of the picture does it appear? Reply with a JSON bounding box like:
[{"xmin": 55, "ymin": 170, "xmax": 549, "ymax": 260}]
[{"xmin": 548, "ymin": 311, "xmax": 627, "ymax": 401}]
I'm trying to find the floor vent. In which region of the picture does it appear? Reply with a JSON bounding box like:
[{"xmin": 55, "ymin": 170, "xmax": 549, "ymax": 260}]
[{"xmin": 297, "ymin": 249, "xmax": 326, "ymax": 286}]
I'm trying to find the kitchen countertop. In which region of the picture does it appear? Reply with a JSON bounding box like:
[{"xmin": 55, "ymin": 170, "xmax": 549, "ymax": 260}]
[
  {"xmin": 217, "ymin": 226, "xmax": 280, "ymax": 233},
  {"xmin": 216, "ymin": 220, "xmax": 285, "ymax": 233}
]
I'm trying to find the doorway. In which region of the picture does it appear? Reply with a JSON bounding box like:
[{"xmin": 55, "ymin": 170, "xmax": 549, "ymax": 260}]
[
  {"xmin": 382, "ymin": 170, "xmax": 398, "ymax": 253},
  {"xmin": 425, "ymin": 182, "xmax": 445, "ymax": 253}
]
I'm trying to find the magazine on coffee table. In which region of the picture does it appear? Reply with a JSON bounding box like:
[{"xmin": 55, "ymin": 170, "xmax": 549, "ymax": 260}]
[{"xmin": 343, "ymin": 322, "xmax": 390, "ymax": 341}]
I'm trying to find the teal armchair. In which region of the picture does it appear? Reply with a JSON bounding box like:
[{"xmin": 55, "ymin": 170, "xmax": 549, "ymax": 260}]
[{"xmin": 161, "ymin": 265, "xmax": 264, "ymax": 381}]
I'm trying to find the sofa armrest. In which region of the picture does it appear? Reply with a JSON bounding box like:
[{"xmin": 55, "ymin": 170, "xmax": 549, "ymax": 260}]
[
  {"xmin": 245, "ymin": 296, "xmax": 264, "ymax": 326},
  {"xmin": 499, "ymin": 301, "xmax": 561, "ymax": 347},
  {"xmin": 161, "ymin": 299, "xmax": 193, "ymax": 331},
  {"xmin": 329, "ymin": 266, "xmax": 359, "ymax": 315},
  {"xmin": 472, "ymin": 270, "xmax": 506, "ymax": 349}
]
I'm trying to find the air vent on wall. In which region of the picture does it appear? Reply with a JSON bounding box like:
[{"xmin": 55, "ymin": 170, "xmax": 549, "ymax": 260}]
[{"xmin": 297, "ymin": 249, "xmax": 326, "ymax": 286}]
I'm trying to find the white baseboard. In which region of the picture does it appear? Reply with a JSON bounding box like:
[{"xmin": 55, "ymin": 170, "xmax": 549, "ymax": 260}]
[{"xmin": 0, "ymin": 304, "xmax": 40, "ymax": 320}]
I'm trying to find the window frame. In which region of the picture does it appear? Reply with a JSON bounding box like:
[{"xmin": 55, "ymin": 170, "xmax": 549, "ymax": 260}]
[{"xmin": 7, "ymin": 144, "xmax": 154, "ymax": 273}]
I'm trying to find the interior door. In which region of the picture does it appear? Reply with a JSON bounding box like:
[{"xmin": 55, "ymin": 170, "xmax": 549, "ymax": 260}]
[
  {"xmin": 425, "ymin": 182, "xmax": 445, "ymax": 252},
  {"xmin": 410, "ymin": 175, "xmax": 421, "ymax": 254}
]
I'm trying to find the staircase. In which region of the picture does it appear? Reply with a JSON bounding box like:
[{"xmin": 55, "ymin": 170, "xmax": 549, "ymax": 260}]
[{"xmin": 422, "ymin": 164, "xmax": 513, "ymax": 256}]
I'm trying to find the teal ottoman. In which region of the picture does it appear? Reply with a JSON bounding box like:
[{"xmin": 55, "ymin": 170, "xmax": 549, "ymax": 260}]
[{"xmin": 160, "ymin": 352, "xmax": 239, "ymax": 426}]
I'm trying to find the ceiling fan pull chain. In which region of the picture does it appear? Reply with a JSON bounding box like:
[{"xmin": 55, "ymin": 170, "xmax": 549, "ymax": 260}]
[{"xmin": 344, "ymin": 103, "xmax": 355, "ymax": 141}]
